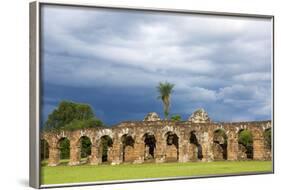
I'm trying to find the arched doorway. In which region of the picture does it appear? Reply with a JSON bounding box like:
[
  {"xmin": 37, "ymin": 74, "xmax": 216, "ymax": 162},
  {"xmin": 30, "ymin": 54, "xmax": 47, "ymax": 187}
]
[
  {"xmin": 79, "ymin": 136, "xmax": 92, "ymax": 164},
  {"xmin": 143, "ymin": 133, "xmax": 156, "ymax": 162},
  {"xmin": 189, "ymin": 131, "xmax": 203, "ymax": 161},
  {"xmin": 238, "ymin": 129, "xmax": 253, "ymax": 160},
  {"xmin": 100, "ymin": 135, "xmax": 113, "ymax": 163},
  {"xmin": 121, "ymin": 134, "xmax": 135, "ymax": 162},
  {"xmin": 213, "ymin": 129, "xmax": 227, "ymax": 160},
  {"xmin": 58, "ymin": 137, "xmax": 70, "ymax": 165},
  {"xmin": 264, "ymin": 128, "xmax": 271, "ymax": 160},
  {"xmin": 165, "ymin": 131, "xmax": 179, "ymax": 162},
  {"xmin": 40, "ymin": 139, "xmax": 49, "ymax": 164}
]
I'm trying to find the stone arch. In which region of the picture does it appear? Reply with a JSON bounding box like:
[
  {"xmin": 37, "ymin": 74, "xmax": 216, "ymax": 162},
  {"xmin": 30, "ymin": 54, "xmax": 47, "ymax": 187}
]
[
  {"xmin": 58, "ymin": 137, "xmax": 70, "ymax": 165},
  {"xmin": 78, "ymin": 136, "xmax": 92, "ymax": 164},
  {"xmin": 189, "ymin": 130, "xmax": 203, "ymax": 161},
  {"xmin": 121, "ymin": 134, "xmax": 135, "ymax": 162},
  {"xmin": 142, "ymin": 133, "xmax": 156, "ymax": 161},
  {"xmin": 99, "ymin": 135, "xmax": 113, "ymax": 163},
  {"xmin": 238, "ymin": 129, "xmax": 253, "ymax": 160},
  {"xmin": 213, "ymin": 128, "xmax": 227, "ymax": 160},
  {"xmin": 40, "ymin": 139, "xmax": 49, "ymax": 162},
  {"xmin": 57, "ymin": 131, "xmax": 71, "ymax": 142},
  {"xmin": 41, "ymin": 120, "xmax": 272, "ymax": 165},
  {"xmin": 264, "ymin": 128, "xmax": 271, "ymax": 150},
  {"xmin": 96, "ymin": 129, "xmax": 113, "ymax": 141},
  {"xmin": 165, "ymin": 131, "xmax": 179, "ymax": 162},
  {"xmin": 263, "ymin": 128, "xmax": 272, "ymax": 160},
  {"xmin": 161, "ymin": 126, "xmax": 180, "ymax": 139}
]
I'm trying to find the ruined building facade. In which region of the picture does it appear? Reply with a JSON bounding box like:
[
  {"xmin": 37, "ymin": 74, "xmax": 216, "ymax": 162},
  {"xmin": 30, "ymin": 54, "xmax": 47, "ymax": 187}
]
[{"xmin": 41, "ymin": 109, "xmax": 272, "ymax": 166}]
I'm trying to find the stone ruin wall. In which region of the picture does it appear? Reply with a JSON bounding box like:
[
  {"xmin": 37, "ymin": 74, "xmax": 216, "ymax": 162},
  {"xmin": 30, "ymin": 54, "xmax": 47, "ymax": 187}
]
[{"xmin": 41, "ymin": 120, "xmax": 272, "ymax": 166}]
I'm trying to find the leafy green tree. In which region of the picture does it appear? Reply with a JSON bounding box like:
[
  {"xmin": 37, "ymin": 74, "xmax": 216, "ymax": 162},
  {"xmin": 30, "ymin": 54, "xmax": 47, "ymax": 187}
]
[
  {"xmin": 156, "ymin": 82, "xmax": 175, "ymax": 119},
  {"xmin": 238, "ymin": 130, "xmax": 253, "ymax": 158},
  {"xmin": 59, "ymin": 138, "xmax": 70, "ymax": 159},
  {"xmin": 238, "ymin": 130, "xmax": 253, "ymax": 147},
  {"xmin": 80, "ymin": 136, "xmax": 92, "ymax": 158},
  {"xmin": 62, "ymin": 118, "xmax": 103, "ymax": 131},
  {"xmin": 44, "ymin": 100, "xmax": 103, "ymax": 131},
  {"xmin": 171, "ymin": 115, "xmax": 181, "ymax": 122}
]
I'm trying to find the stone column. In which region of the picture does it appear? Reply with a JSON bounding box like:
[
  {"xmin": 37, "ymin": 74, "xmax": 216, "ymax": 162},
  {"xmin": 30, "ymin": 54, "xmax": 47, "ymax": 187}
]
[
  {"xmin": 89, "ymin": 144, "xmax": 100, "ymax": 165},
  {"xmin": 178, "ymin": 133, "xmax": 188, "ymax": 162},
  {"xmin": 108, "ymin": 147, "xmax": 113, "ymax": 162},
  {"xmin": 111, "ymin": 138, "xmax": 122, "ymax": 165},
  {"xmin": 207, "ymin": 131, "xmax": 214, "ymax": 161},
  {"xmin": 48, "ymin": 145, "xmax": 60, "ymax": 166},
  {"xmin": 227, "ymin": 130, "xmax": 238, "ymax": 161},
  {"xmin": 253, "ymin": 131, "xmax": 265, "ymax": 160},
  {"xmin": 201, "ymin": 131, "xmax": 214, "ymax": 162},
  {"xmin": 133, "ymin": 137, "xmax": 144, "ymax": 164},
  {"xmin": 264, "ymin": 128, "xmax": 272, "ymax": 160},
  {"xmin": 68, "ymin": 140, "xmax": 80, "ymax": 166},
  {"xmin": 155, "ymin": 133, "xmax": 165, "ymax": 163}
]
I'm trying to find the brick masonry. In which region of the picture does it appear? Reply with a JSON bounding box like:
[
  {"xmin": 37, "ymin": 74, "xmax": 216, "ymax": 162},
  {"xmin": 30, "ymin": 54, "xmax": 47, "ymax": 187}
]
[{"xmin": 41, "ymin": 119, "xmax": 272, "ymax": 166}]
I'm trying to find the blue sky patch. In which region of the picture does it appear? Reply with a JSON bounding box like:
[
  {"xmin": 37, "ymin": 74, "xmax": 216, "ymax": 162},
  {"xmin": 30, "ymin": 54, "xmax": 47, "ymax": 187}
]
[{"xmin": 41, "ymin": 5, "xmax": 272, "ymax": 126}]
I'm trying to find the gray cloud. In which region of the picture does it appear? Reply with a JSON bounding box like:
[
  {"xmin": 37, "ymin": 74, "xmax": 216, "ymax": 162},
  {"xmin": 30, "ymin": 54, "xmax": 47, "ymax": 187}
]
[{"xmin": 41, "ymin": 5, "xmax": 272, "ymax": 122}]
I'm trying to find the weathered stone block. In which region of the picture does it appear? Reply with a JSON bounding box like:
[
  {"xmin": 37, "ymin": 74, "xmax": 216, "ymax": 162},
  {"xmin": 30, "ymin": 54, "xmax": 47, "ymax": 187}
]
[{"xmin": 41, "ymin": 119, "xmax": 271, "ymax": 166}]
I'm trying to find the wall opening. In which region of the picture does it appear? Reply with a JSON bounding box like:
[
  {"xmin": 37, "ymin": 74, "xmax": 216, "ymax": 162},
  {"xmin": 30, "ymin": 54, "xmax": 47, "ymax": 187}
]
[
  {"xmin": 40, "ymin": 139, "xmax": 49, "ymax": 163},
  {"xmin": 213, "ymin": 129, "xmax": 227, "ymax": 160},
  {"xmin": 189, "ymin": 131, "xmax": 203, "ymax": 161},
  {"xmin": 143, "ymin": 133, "xmax": 156, "ymax": 161},
  {"xmin": 264, "ymin": 128, "xmax": 271, "ymax": 149},
  {"xmin": 264, "ymin": 128, "xmax": 271, "ymax": 160},
  {"xmin": 238, "ymin": 129, "xmax": 253, "ymax": 160},
  {"xmin": 79, "ymin": 136, "xmax": 92, "ymax": 164},
  {"xmin": 58, "ymin": 137, "xmax": 70, "ymax": 165},
  {"xmin": 121, "ymin": 134, "xmax": 135, "ymax": 162},
  {"xmin": 165, "ymin": 131, "xmax": 179, "ymax": 161},
  {"xmin": 100, "ymin": 135, "xmax": 113, "ymax": 163}
]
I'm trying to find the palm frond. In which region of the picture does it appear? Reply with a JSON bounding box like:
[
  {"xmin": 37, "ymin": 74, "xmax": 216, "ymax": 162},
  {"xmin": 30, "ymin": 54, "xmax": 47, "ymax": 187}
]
[{"xmin": 156, "ymin": 81, "xmax": 175, "ymax": 119}]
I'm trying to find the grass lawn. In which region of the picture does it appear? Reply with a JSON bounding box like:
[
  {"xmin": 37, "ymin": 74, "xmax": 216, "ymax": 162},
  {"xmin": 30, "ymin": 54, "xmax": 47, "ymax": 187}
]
[{"xmin": 41, "ymin": 160, "xmax": 272, "ymax": 185}]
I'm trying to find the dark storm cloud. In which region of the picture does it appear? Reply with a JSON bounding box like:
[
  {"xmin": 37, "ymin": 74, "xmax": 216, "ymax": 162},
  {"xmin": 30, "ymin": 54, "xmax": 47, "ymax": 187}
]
[{"xmin": 41, "ymin": 5, "xmax": 272, "ymax": 125}]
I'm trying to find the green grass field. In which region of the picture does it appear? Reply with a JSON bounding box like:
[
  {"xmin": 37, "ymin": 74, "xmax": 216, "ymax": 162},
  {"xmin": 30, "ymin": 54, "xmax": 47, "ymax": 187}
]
[{"xmin": 41, "ymin": 160, "xmax": 272, "ymax": 185}]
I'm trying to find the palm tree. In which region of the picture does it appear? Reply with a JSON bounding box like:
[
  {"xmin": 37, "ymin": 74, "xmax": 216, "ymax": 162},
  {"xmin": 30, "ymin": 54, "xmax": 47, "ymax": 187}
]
[{"xmin": 156, "ymin": 81, "xmax": 175, "ymax": 119}]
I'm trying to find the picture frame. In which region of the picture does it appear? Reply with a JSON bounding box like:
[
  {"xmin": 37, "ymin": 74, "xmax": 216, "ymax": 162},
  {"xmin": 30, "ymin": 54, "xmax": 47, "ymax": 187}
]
[{"xmin": 30, "ymin": 1, "xmax": 274, "ymax": 188}]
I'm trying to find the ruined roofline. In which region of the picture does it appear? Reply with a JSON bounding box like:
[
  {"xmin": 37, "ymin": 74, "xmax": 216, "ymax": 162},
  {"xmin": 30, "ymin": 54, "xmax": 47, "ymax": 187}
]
[
  {"xmin": 111, "ymin": 119, "xmax": 271, "ymax": 128},
  {"xmin": 41, "ymin": 120, "xmax": 271, "ymax": 134},
  {"xmin": 42, "ymin": 108, "xmax": 272, "ymax": 131},
  {"xmin": 214, "ymin": 120, "xmax": 271, "ymax": 125},
  {"xmin": 41, "ymin": 125, "xmax": 111, "ymax": 133}
]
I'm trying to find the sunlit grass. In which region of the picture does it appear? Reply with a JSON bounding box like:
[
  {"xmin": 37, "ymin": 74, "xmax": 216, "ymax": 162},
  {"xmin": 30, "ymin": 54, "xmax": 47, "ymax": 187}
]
[{"xmin": 41, "ymin": 160, "xmax": 272, "ymax": 185}]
